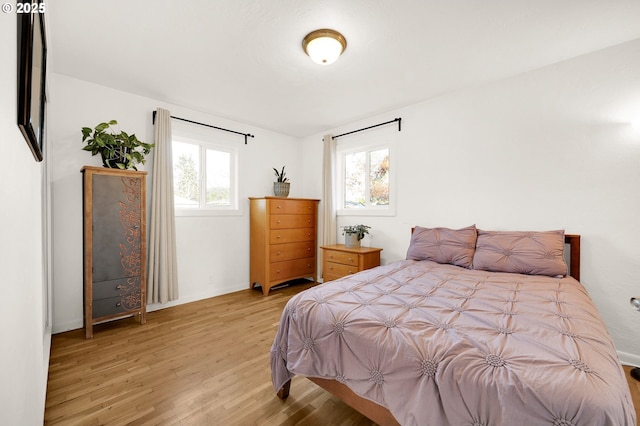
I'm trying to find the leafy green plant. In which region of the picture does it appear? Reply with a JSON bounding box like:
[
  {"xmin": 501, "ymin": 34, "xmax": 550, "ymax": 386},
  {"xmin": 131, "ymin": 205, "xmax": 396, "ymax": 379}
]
[
  {"xmin": 341, "ymin": 224, "xmax": 371, "ymax": 241},
  {"xmin": 273, "ymin": 166, "xmax": 288, "ymax": 182},
  {"xmin": 81, "ymin": 120, "xmax": 154, "ymax": 170}
]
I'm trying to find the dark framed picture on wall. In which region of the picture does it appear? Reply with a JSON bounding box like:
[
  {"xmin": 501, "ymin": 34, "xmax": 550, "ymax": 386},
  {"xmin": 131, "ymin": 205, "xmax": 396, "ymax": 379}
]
[{"xmin": 17, "ymin": 0, "xmax": 47, "ymax": 162}]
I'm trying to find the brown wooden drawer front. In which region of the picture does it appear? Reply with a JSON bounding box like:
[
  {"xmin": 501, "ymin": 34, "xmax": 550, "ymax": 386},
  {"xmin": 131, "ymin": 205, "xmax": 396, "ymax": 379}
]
[
  {"xmin": 269, "ymin": 228, "xmax": 316, "ymax": 244},
  {"xmin": 269, "ymin": 214, "xmax": 315, "ymax": 229},
  {"xmin": 324, "ymin": 261, "xmax": 358, "ymax": 278},
  {"xmin": 324, "ymin": 250, "xmax": 360, "ymax": 267},
  {"xmin": 270, "ymin": 241, "xmax": 315, "ymax": 262},
  {"xmin": 270, "ymin": 258, "xmax": 315, "ymax": 281},
  {"xmin": 269, "ymin": 199, "xmax": 317, "ymax": 215}
]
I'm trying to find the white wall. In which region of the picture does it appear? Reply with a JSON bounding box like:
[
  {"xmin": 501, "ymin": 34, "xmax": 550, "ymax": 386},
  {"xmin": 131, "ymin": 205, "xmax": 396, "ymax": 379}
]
[
  {"xmin": 301, "ymin": 39, "xmax": 640, "ymax": 363},
  {"xmin": 0, "ymin": 13, "xmax": 50, "ymax": 426},
  {"xmin": 49, "ymin": 74, "xmax": 303, "ymax": 332}
]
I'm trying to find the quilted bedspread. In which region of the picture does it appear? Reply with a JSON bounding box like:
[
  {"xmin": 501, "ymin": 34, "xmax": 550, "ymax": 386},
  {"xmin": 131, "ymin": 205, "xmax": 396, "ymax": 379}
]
[{"xmin": 270, "ymin": 260, "xmax": 635, "ymax": 425}]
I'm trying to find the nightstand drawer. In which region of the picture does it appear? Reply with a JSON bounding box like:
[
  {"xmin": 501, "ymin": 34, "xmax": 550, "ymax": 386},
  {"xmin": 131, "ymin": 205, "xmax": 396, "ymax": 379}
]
[
  {"xmin": 320, "ymin": 244, "xmax": 383, "ymax": 283},
  {"xmin": 324, "ymin": 261, "xmax": 358, "ymax": 278},
  {"xmin": 323, "ymin": 250, "xmax": 359, "ymax": 267}
]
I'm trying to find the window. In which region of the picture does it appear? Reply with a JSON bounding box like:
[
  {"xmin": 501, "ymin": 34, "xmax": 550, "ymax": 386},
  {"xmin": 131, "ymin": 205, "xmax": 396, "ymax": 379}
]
[
  {"xmin": 338, "ymin": 143, "xmax": 393, "ymax": 215},
  {"xmin": 172, "ymin": 137, "xmax": 238, "ymax": 215}
]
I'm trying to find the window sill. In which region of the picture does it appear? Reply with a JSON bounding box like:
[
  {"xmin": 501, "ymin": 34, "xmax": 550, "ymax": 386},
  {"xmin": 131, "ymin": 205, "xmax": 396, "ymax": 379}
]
[{"xmin": 175, "ymin": 208, "xmax": 243, "ymax": 217}]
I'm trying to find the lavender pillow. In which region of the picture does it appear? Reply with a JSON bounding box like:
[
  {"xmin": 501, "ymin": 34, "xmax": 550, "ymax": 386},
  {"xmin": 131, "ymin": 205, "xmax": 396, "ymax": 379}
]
[
  {"xmin": 406, "ymin": 225, "xmax": 477, "ymax": 268},
  {"xmin": 472, "ymin": 230, "xmax": 567, "ymax": 277}
]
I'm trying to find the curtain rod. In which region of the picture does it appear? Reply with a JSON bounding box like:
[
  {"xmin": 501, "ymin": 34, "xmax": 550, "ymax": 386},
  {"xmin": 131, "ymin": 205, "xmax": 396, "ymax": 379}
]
[
  {"xmin": 152, "ymin": 111, "xmax": 255, "ymax": 144},
  {"xmin": 332, "ymin": 117, "xmax": 402, "ymax": 140}
]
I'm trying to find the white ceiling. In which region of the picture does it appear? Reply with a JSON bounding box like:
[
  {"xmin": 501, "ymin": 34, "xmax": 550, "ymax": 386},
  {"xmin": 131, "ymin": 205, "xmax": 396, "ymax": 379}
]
[{"xmin": 48, "ymin": 0, "xmax": 640, "ymax": 138}]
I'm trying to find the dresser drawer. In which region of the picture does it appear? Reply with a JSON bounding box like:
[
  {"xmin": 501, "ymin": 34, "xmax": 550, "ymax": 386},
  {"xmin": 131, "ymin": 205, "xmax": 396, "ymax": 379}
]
[
  {"xmin": 323, "ymin": 250, "xmax": 360, "ymax": 267},
  {"xmin": 270, "ymin": 258, "xmax": 315, "ymax": 281},
  {"xmin": 269, "ymin": 199, "xmax": 317, "ymax": 215},
  {"xmin": 92, "ymin": 277, "xmax": 141, "ymax": 300},
  {"xmin": 92, "ymin": 295, "xmax": 137, "ymax": 318},
  {"xmin": 270, "ymin": 214, "xmax": 315, "ymax": 229},
  {"xmin": 270, "ymin": 228, "xmax": 315, "ymax": 244},
  {"xmin": 324, "ymin": 261, "xmax": 358, "ymax": 278},
  {"xmin": 270, "ymin": 241, "xmax": 315, "ymax": 262}
]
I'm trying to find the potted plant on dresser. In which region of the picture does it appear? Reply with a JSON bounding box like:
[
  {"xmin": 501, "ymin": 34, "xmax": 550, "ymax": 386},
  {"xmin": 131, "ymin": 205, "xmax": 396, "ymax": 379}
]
[
  {"xmin": 342, "ymin": 224, "xmax": 371, "ymax": 248},
  {"xmin": 273, "ymin": 166, "xmax": 290, "ymax": 197},
  {"xmin": 82, "ymin": 120, "xmax": 154, "ymax": 170}
]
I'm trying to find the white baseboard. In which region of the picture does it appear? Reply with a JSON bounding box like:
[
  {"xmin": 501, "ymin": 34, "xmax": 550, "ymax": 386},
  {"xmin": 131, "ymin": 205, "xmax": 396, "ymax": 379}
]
[
  {"xmin": 147, "ymin": 282, "xmax": 244, "ymax": 313},
  {"xmin": 618, "ymin": 350, "xmax": 640, "ymax": 368}
]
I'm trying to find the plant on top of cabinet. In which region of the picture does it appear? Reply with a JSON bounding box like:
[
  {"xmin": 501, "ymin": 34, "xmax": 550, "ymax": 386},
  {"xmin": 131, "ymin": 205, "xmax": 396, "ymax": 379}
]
[
  {"xmin": 81, "ymin": 120, "xmax": 154, "ymax": 170},
  {"xmin": 273, "ymin": 165, "xmax": 290, "ymax": 197}
]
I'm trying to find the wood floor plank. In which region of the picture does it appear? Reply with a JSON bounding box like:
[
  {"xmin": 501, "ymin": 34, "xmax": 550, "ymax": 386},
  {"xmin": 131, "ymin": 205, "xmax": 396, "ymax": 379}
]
[{"xmin": 45, "ymin": 281, "xmax": 639, "ymax": 425}]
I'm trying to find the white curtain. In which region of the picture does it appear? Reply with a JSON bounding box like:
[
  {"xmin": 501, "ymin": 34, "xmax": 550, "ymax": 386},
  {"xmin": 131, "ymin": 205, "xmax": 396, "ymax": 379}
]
[
  {"xmin": 322, "ymin": 134, "xmax": 337, "ymax": 246},
  {"xmin": 147, "ymin": 108, "xmax": 179, "ymax": 303}
]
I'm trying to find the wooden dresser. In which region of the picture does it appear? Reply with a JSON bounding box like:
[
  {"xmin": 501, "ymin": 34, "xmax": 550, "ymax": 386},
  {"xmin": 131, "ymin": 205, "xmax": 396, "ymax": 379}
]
[
  {"xmin": 249, "ymin": 197, "xmax": 320, "ymax": 295},
  {"xmin": 82, "ymin": 166, "xmax": 147, "ymax": 338},
  {"xmin": 321, "ymin": 244, "xmax": 383, "ymax": 282}
]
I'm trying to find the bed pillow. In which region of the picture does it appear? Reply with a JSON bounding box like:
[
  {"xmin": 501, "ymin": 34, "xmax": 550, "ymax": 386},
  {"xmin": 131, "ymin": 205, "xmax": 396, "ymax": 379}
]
[
  {"xmin": 472, "ymin": 229, "xmax": 567, "ymax": 277},
  {"xmin": 406, "ymin": 225, "xmax": 477, "ymax": 268}
]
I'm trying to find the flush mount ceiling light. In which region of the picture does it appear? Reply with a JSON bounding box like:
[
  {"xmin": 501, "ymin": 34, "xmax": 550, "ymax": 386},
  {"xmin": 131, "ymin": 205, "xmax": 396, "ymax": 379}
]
[{"xmin": 302, "ymin": 29, "xmax": 347, "ymax": 65}]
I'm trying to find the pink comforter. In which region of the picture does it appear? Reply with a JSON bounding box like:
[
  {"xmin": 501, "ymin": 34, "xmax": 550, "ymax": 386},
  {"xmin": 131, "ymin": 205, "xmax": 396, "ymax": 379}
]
[{"xmin": 271, "ymin": 260, "xmax": 635, "ymax": 425}]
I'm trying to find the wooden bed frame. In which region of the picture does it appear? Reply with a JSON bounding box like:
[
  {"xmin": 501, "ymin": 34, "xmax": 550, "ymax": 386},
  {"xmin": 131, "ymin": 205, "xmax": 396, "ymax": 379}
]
[{"xmin": 277, "ymin": 234, "xmax": 581, "ymax": 425}]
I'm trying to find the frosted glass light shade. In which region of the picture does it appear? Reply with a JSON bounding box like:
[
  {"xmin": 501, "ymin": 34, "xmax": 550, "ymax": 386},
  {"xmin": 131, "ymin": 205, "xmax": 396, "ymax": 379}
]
[{"xmin": 302, "ymin": 29, "xmax": 347, "ymax": 65}]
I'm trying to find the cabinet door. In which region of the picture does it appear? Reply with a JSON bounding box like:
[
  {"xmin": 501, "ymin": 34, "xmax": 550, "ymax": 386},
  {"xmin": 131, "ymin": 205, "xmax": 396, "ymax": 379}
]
[{"xmin": 92, "ymin": 175, "xmax": 143, "ymax": 283}]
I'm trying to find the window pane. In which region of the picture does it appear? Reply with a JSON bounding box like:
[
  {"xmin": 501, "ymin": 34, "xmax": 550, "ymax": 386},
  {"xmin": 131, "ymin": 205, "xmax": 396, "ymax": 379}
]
[
  {"xmin": 206, "ymin": 149, "xmax": 230, "ymax": 206},
  {"xmin": 344, "ymin": 151, "xmax": 366, "ymax": 208},
  {"xmin": 173, "ymin": 141, "xmax": 200, "ymax": 208},
  {"xmin": 369, "ymin": 148, "xmax": 389, "ymax": 206}
]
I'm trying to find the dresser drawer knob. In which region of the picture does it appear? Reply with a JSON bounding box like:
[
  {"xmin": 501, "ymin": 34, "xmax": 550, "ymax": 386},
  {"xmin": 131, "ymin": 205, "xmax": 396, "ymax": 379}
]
[
  {"xmin": 348, "ymin": 258, "xmax": 353, "ymax": 261},
  {"xmin": 116, "ymin": 303, "xmax": 121, "ymax": 307},
  {"xmin": 277, "ymin": 205, "xmax": 282, "ymax": 209},
  {"xmin": 276, "ymin": 235, "xmax": 281, "ymax": 239},
  {"xmin": 277, "ymin": 220, "xmax": 281, "ymax": 224},
  {"xmin": 276, "ymin": 251, "xmax": 281, "ymax": 255}
]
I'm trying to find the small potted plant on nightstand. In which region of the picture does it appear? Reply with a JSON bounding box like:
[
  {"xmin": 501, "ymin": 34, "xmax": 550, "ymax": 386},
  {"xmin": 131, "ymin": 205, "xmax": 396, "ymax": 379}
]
[
  {"xmin": 342, "ymin": 224, "xmax": 371, "ymax": 248},
  {"xmin": 273, "ymin": 166, "xmax": 290, "ymax": 197}
]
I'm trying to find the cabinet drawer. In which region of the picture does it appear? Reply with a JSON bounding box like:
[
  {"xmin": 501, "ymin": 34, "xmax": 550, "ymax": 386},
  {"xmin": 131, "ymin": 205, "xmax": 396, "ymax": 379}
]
[
  {"xmin": 270, "ymin": 258, "xmax": 315, "ymax": 281},
  {"xmin": 270, "ymin": 228, "xmax": 315, "ymax": 244},
  {"xmin": 93, "ymin": 277, "xmax": 141, "ymax": 300},
  {"xmin": 324, "ymin": 261, "xmax": 358, "ymax": 278},
  {"xmin": 323, "ymin": 250, "xmax": 360, "ymax": 267},
  {"xmin": 269, "ymin": 199, "xmax": 317, "ymax": 215},
  {"xmin": 92, "ymin": 296, "xmax": 138, "ymax": 319},
  {"xmin": 270, "ymin": 241, "xmax": 315, "ymax": 262},
  {"xmin": 270, "ymin": 214, "xmax": 315, "ymax": 229}
]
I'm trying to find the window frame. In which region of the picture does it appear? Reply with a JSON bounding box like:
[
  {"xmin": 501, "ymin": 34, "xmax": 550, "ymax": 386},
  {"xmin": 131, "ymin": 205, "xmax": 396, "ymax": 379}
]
[
  {"xmin": 172, "ymin": 134, "xmax": 241, "ymax": 217},
  {"xmin": 336, "ymin": 138, "xmax": 396, "ymax": 217}
]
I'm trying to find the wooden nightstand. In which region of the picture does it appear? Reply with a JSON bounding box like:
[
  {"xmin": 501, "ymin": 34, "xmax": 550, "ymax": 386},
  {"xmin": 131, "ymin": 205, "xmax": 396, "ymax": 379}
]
[{"xmin": 321, "ymin": 244, "xmax": 383, "ymax": 282}]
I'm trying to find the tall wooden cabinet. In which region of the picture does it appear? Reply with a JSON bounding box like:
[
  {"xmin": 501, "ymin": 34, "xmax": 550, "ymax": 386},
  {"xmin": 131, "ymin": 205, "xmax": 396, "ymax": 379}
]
[
  {"xmin": 82, "ymin": 166, "xmax": 147, "ymax": 338},
  {"xmin": 249, "ymin": 197, "xmax": 320, "ymax": 295}
]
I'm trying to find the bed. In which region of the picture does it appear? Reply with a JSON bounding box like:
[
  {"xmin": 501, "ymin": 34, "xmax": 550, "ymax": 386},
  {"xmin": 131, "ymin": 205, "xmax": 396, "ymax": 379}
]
[{"xmin": 270, "ymin": 226, "xmax": 636, "ymax": 425}]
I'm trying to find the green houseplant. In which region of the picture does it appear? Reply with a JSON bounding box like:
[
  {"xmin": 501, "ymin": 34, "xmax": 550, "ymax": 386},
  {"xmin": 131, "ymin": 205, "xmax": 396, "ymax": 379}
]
[
  {"xmin": 342, "ymin": 224, "xmax": 371, "ymax": 248},
  {"xmin": 273, "ymin": 166, "xmax": 290, "ymax": 197},
  {"xmin": 81, "ymin": 120, "xmax": 154, "ymax": 170}
]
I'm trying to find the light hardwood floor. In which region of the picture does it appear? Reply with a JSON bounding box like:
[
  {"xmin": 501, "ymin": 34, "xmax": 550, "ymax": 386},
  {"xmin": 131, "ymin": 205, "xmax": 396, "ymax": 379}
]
[{"xmin": 46, "ymin": 281, "xmax": 640, "ymax": 425}]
